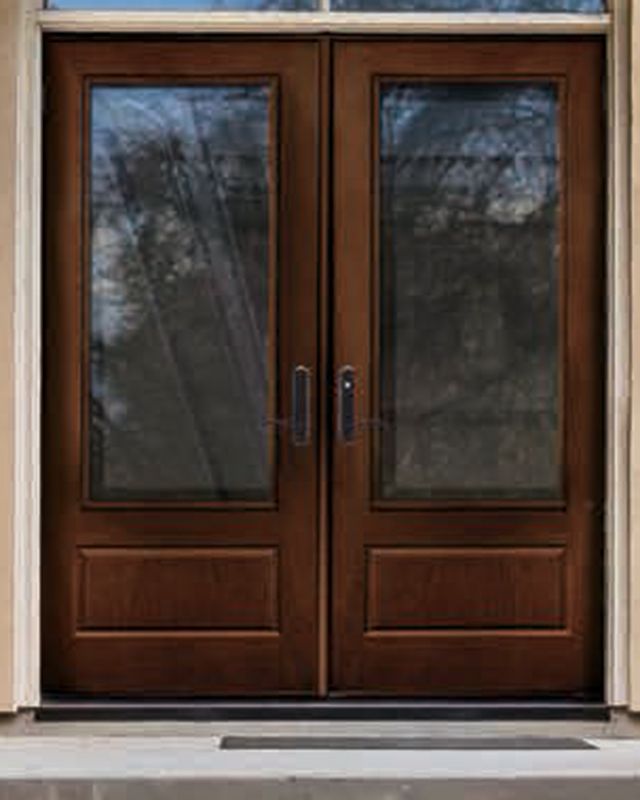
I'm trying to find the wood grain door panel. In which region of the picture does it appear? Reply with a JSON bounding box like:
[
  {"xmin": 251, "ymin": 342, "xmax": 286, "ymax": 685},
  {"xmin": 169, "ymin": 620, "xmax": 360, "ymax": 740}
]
[
  {"xmin": 332, "ymin": 39, "xmax": 604, "ymax": 697},
  {"xmin": 43, "ymin": 38, "xmax": 320, "ymax": 696},
  {"xmin": 43, "ymin": 37, "xmax": 604, "ymax": 699}
]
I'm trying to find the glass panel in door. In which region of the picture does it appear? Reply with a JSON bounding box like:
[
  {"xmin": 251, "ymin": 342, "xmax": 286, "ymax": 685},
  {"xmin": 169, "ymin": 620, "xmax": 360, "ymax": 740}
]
[
  {"xmin": 88, "ymin": 84, "xmax": 275, "ymax": 502},
  {"xmin": 377, "ymin": 81, "xmax": 562, "ymax": 501}
]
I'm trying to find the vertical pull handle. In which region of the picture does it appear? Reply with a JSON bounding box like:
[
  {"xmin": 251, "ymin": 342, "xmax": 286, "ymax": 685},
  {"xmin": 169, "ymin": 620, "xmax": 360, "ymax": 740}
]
[
  {"xmin": 337, "ymin": 365, "xmax": 356, "ymax": 443},
  {"xmin": 291, "ymin": 366, "xmax": 311, "ymax": 447}
]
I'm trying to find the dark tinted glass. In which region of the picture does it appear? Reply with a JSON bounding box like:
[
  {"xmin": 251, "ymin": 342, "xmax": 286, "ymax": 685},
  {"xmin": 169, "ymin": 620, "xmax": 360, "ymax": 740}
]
[
  {"xmin": 377, "ymin": 82, "xmax": 561, "ymax": 501},
  {"xmin": 89, "ymin": 85, "xmax": 274, "ymax": 501}
]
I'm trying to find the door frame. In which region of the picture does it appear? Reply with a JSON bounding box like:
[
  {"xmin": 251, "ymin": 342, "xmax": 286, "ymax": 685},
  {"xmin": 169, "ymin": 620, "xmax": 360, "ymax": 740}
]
[{"xmin": 7, "ymin": 3, "xmax": 630, "ymax": 707}]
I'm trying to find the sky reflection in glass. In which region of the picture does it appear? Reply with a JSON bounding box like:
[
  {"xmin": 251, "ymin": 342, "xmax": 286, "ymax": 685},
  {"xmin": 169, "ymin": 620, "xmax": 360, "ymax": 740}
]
[
  {"xmin": 333, "ymin": 0, "xmax": 603, "ymax": 11},
  {"xmin": 51, "ymin": 0, "xmax": 313, "ymax": 10},
  {"xmin": 49, "ymin": 0, "xmax": 602, "ymax": 11}
]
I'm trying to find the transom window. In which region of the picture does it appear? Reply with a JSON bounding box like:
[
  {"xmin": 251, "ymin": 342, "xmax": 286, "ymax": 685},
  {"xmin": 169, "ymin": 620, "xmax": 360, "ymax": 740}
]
[{"xmin": 47, "ymin": 0, "xmax": 605, "ymax": 16}]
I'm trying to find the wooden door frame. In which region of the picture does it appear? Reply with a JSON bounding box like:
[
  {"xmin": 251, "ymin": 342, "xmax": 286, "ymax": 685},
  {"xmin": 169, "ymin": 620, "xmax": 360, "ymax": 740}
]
[{"xmin": 4, "ymin": 16, "xmax": 630, "ymax": 707}]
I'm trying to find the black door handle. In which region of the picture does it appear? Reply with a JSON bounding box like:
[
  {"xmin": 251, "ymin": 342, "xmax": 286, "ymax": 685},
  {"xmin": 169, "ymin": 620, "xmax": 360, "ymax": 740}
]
[
  {"xmin": 291, "ymin": 365, "xmax": 311, "ymax": 447},
  {"xmin": 337, "ymin": 365, "xmax": 356, "ymax": 443}
]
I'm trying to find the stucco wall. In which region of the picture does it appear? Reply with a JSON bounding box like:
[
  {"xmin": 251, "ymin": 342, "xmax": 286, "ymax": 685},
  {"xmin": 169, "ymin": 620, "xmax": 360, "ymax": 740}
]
[
  {"xmin": 0, "ymin": 0, "xmax": 16, "ymax": 711},
  {"xmin": 631, "ymin": 0, "xmax": 640, "ymax": 712}
]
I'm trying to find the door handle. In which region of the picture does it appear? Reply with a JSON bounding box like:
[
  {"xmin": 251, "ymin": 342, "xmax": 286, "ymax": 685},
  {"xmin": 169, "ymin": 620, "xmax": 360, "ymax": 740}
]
[
  {"xmin": 337, "ymin": 365, "xmax": 356, "ymax": 443},
  {"xmin": 336, "ymin": 366, "xmax": 389, "ymax": 442},
  {"xmin": 291, "ymin": 365, "xmax": 311, "ymax": 447},
  {"xmin": 262, "ymin": 365, "xmax": 311, "ymax": 446}
]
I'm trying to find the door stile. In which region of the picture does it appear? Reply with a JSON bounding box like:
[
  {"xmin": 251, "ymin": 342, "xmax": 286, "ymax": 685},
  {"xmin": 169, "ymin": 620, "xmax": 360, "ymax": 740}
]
[{"xmin": 317, "ymin": 35, "xmax": 333, "ymax": 697}]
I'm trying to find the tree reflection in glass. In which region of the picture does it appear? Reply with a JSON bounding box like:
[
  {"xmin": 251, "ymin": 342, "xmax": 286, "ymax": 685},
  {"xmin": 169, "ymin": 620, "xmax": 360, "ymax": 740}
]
[
  {"xmin": 378, "ymin": 82, "xmax": 561, "ymax": 500},
  {"xmin": 89, "ymin": 85, "xmax": 273, "ymax": 501}
]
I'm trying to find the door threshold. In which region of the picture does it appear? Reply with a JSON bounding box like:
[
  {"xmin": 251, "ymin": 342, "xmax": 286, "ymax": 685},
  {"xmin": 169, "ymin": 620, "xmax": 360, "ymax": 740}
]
[{"xmin": 35, "ymin": 698, "xmax": 609, "ymax": 722}]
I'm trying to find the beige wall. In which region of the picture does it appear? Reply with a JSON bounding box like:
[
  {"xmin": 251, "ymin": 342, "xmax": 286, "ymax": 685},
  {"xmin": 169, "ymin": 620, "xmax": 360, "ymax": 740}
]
[
  {"xmin": 631, "ymin": 0, "xmax": 640, "ymax": 711},
  {"xmin": 0, "ymin": 0, "xmax": 16, "ymax": 712}
]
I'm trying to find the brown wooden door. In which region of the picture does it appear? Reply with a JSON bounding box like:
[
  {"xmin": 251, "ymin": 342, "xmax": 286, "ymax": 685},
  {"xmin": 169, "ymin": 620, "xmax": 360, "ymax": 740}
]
[
  {"xmin": 44, "ymin": 37, "xmax": 604, "ymax": 699},
  {"xmin": 43, "ymin": 39, "xmax": 320, "ymax": 696},
  {"xmin": 332, "ymin": 39, "xmax": 604, "ymax": 697}
]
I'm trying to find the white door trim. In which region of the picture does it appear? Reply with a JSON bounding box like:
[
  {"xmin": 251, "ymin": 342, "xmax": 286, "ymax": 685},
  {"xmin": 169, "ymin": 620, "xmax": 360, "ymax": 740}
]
[
  {"xmin": 13, "ymin": 0, "xmax": 42, "ymax": 709},
  {"xmin": 605, "ymin": 0, "xmax": 631, "ymax": 708}
]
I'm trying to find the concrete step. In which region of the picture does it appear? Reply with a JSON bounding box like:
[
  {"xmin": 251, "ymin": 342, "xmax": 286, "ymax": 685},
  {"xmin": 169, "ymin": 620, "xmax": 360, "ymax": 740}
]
[
  {"xmin": 0, "ymin": 736, "xmax": 639, "ymax": 798},
  {"xmin": 0, "ymin": 779, "xmax": 639, "ymax": 800}
]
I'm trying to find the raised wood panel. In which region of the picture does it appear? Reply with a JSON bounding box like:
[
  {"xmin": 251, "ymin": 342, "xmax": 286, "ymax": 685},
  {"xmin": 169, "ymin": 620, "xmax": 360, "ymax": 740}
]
[
  {"xmin": 77, "ymin": 547, "xmax": 279, "ymax": 630},
  {"xmin": 78, "ymin": 548, "xmax": 278, "ymax": 630},
  {"xmin": 366, "ymin": 547, "xmax": 565, "ymax": 631}
]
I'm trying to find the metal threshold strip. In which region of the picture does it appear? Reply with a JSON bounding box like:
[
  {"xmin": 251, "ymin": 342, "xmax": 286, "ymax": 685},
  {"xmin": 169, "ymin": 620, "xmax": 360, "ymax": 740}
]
[{"xmin": 35, "ymin": 699, "xmax": 609, "ymax": 722}]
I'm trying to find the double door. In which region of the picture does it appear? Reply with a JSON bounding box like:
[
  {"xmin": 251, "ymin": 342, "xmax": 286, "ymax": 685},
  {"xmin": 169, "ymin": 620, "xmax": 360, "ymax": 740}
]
[{"xmin": 43, "ymin": 37, "xmax": 604, "ymax": 697}]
